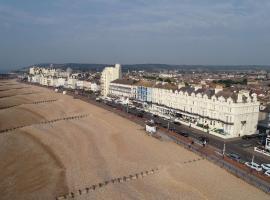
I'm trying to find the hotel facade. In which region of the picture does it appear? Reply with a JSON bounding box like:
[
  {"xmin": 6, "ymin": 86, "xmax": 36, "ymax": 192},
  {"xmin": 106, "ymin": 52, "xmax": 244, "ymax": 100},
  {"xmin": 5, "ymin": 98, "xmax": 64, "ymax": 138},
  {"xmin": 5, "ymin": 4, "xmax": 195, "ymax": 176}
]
[{"xmin": 109, "ymin": 79, "xmax": 260, "ymax": 138}]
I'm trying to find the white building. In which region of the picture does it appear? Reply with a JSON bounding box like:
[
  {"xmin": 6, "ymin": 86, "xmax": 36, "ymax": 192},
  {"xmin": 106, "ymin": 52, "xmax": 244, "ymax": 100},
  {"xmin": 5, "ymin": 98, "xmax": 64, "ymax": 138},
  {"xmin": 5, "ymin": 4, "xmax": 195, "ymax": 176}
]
[
  {"xmin": 76, "ymin": 80, "xmax": 92, "ymax": 90},
  {"xmin": 148, "ymin": 86, "xmax": 259, "ymax": 138},
  {"xmin": 109, "ymin": 79, "xmax": 137, "ymax": 99},
  {"xmin": 55, "ymin": 78, "xmax": 66, "ymax": 87},
  {"xmin": 29, "ymin": 67, "xmax": 37, "ymax": 75},
  {"xmin": 67, "ymin": 77, "xmax": 77, "ymax": 89},
  {"xmin": 101, "ymin": 64, "xmax": 122, "ymax": 96},
  {"xmin": 107, "ymin": 79, "xmax": 260, "ymax": 138},
  {"xmin": 76, "ymin": 80, "xmax": 84, "ymax": 89},
  {"xmin": 90, "ymin": 82, "xmax": 100, "ymax": 92}
]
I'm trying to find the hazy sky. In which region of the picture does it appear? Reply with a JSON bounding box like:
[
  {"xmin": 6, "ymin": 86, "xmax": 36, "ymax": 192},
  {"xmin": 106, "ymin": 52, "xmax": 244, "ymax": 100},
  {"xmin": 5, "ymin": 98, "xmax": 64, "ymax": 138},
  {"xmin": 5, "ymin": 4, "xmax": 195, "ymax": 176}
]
[{"xmin": 0, "ymin": 0, "xmax": 270, "ymax": 71}]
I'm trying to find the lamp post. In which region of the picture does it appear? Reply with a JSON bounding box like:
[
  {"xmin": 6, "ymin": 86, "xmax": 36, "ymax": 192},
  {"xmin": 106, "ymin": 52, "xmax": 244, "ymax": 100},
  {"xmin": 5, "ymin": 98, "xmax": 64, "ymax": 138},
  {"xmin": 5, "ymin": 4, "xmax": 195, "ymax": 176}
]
[
  {"xmin": 126, "ymin": 103, "xmax": 129, "ymax": 113},
  {"xmin": 168, "ymin": 114, "xmax": 175, "ymax": 131},
  {"xmin": 222, "ymin": 142, "xmax": 226, "ymax": 158},
  {"xmin": 251, "ymin": 155, "xmax": 254, "ymax": 165}
]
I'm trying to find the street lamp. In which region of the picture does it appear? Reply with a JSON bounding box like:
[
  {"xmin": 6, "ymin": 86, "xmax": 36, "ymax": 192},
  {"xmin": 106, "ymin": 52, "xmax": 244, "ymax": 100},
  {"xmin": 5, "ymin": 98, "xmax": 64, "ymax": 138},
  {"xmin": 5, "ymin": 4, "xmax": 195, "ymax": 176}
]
[
  {"xmin": 222, "ymin": 142, "xmax": 226, "ymax": 158},
  {"xmin": 126, "ymin": 103, "xmax": 129, "ymax": 113},
  {"xmin": 168, "ymin": 114, "xmax": 175, "ymax": 130},
  {"xmin": 251, "ymin": 155, "xmax": 255, "ymax": 165}
]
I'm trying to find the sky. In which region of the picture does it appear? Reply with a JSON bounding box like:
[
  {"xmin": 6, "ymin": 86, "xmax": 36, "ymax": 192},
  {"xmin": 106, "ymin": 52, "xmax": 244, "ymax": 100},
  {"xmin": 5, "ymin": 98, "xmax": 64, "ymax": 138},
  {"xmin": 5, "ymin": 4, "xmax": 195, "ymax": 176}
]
[{"xmin": 0, "ymin": 0, "xmax": 270, "ymax": 71}]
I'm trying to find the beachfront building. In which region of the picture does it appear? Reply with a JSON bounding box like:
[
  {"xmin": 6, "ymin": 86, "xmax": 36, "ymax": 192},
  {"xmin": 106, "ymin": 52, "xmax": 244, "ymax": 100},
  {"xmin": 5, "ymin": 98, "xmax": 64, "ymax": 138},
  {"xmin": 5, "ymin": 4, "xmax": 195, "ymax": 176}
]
[
  {"xmin": 101, "ymin": 64, "xmax": 122, "ymax": 96},
  {"xmin": 55, "ymin": 78, "xmax": 66, "ymax": 87},
  {"xmin": 75, "ymin": 80, "xmax": 100, "ymax": 91},
  {"xmin": 90, "ymin": 82, "xmax": 100, "ymax": 92},
  {"xmin": 137, "ymin": 86, "xmax": 153, "ymax": 102},
  {"xmin": 109, "ymin": 79, "xmax": 137, "ymax": 99},
  {"xmin": 67, "ymin": 77, "xmax": 77, "ymax": 89},
  {"xmin": 76, "ymin": 80, "xmax": 92, "ymax": 90},
  {"xmin": 107, "ymin": 78, "xmax": 260, "ymax": 138},
  {"xmin": 149, "ymin": 86, "xmax": 259, "ymax": 138}
]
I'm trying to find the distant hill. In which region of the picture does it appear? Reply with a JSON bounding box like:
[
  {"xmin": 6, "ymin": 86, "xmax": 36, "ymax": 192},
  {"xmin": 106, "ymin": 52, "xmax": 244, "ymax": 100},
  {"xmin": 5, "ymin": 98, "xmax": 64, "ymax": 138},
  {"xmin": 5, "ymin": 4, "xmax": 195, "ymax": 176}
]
[{"xmin": 18, "ymin": 63, "xmax": 270, "ymax": 73}]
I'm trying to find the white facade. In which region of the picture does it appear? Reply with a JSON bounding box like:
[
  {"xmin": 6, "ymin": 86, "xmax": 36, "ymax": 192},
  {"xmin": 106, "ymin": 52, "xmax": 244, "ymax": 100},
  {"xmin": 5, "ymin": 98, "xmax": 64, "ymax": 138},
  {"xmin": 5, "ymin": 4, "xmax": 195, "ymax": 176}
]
[
  {"xmin": 76, "ymin": 80, "xmax": 84, "ymax": 89},
  {"xmin": 67, "ymin": 78, "xmax": 77, "ymax": 89},
  {"xmin": 84, "ymin": 81, "xmax": 92, "ymax": 90},
  {"xmin": 106, "ymin": 79, "xmax": 260, "ymax": 138},
  {"xmin": 29, "ymin": 67, "xmax": 36, "ymax": 75},
  {"xmin": 109, "ymin": 81, "xmax": 137, "ymax": 99},
  {"xmin": 56, "ymin": 78, "xmax": 66, "ymax": 87},
  {"xmin": 148, "ymin": 88, "xmax": 259, "ymax": 138},
  {"xmin": 90, "ymin": 83, "xmax": 100, "ymax": 92},
  {"xmin": 29, "ymin": 66, "xmax": 69, "ymax": 78},
  {"xmin": 39, "ymin": 76, "xmax": 47, "ymax": 86},
  {"xmin": 76, "ymin": 80, "xmax": 92, "ymax": 90},
  {"xmin": 101, "ymin": 64, "xmax": 122, "ymax": 96}
]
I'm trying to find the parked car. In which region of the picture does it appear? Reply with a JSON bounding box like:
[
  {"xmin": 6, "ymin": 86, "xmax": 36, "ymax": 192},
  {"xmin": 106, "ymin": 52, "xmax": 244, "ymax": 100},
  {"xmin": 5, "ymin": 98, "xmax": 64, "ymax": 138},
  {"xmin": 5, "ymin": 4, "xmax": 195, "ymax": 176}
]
[
  {"xmin": 244, "ymin": 162, "xmax": 262, "ymax": 171},
  {"xmin": 173, "ymin": 121, "xmax": 181, "ymax": 126},
  {"xmin": 136, "ymin": 112, "xmax": 144, "ymax": 118},
  {"xmin": 179, "ymin": 131, "xmax": 189, "ymax": 137},
  {"xmin": 242, "ymin": 135, "xmax": 251, "ymax": 140},
  {"xmin": 264, "ymin": 170, "xmax": 270, "ymax": 177},
  {"xmin": 155, "ymin": 121, "xmax": 162, "ymax": 125},
  {"xmin": 242, "ymin": 134, "xmax": 259, "ymax": 140},
  {"xmin": 199, "ymin": 136, "xmax": 209, "ymax": 143},
  {"xmin": 161, "ymin": 123, "xmax": 167, "ymax": 128},
  {"xmin": 227, "ymin": 153, "xmax": 241, "ymax": 162},
  {"xmin": 169, "ymin": 127, "xmax": 176, "ymax": 131},
  {"xmin": 261, "ymin": 164, "xmax": 270, "ymax": 171},
  {"xmin": 241, "ymin": 143, "xmax": 253, "ymax": 148}
]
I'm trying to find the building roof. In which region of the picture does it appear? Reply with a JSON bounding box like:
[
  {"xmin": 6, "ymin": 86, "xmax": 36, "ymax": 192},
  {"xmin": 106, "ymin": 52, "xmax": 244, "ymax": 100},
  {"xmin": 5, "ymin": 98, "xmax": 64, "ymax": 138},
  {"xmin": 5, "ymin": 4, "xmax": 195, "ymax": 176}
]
[
  {"xmin": 111, "ymin": 79, "xmax": 138, "ymax": 85},
  {"xmin": 215, "ymin": 90, "xmax": 238, "ymax": 101},
  {"xmin": 110, "ymin": 78, "xmax": 254, "ymax": 102}
]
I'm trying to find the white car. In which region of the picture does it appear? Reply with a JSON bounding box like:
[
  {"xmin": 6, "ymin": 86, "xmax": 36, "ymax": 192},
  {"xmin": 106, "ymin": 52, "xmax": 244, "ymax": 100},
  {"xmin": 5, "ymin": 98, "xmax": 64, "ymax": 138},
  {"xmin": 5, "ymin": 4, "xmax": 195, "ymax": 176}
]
[
  {"xmin": 244, "ymin": 162, "xmax": 262, "ymax": 172},
  {"xmin": 261, "ymin": 164, "xmax": 270, "ymax": 171},
  {"xmin": 264, "ymin": 170, "xmax": 270, "ymax": 177}
]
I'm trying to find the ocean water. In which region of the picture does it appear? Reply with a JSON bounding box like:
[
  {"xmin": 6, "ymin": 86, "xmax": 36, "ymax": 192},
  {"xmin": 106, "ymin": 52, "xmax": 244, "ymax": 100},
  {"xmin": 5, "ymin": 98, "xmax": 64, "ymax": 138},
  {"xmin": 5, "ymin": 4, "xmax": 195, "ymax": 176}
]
[{"xmin": 0, "ymin": 69, "xmax": 11, "ymax": 74}]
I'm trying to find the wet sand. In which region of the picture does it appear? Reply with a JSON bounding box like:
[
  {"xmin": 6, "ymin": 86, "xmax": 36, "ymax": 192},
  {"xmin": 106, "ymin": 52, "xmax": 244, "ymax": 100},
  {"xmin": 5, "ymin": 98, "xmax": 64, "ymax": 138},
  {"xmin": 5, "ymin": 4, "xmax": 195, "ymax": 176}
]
[{"xmin": 0, "ymin": 79, "xmax": 268, "ymax": 200}]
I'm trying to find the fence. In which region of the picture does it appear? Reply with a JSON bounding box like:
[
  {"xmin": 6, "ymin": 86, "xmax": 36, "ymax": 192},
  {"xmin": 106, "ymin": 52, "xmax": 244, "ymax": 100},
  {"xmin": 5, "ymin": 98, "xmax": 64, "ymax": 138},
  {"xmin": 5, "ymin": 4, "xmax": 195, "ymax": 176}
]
[
  {"xmin": 0, "ymin": 114, "xmax": 89, "ymax": 134},
  {"xmin": 56, "ymin": 168, "xmax": 159, "ymax": 200}
]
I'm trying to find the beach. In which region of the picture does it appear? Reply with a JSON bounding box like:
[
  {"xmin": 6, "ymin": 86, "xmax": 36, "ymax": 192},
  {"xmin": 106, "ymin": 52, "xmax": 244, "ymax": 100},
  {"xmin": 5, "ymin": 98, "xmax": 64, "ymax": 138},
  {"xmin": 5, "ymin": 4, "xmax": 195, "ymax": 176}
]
[{"xmin": 0, "ymin": 79, "xmax": 268, "ymax": 200}]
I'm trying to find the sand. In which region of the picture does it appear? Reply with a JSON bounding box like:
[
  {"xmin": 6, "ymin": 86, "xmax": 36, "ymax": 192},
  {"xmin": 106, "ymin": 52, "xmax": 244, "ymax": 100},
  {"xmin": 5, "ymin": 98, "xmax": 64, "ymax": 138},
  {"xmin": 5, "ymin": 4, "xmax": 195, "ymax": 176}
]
[{"xmin": 0, "ymin": 79, "xmax": 269, "ymax": 200}]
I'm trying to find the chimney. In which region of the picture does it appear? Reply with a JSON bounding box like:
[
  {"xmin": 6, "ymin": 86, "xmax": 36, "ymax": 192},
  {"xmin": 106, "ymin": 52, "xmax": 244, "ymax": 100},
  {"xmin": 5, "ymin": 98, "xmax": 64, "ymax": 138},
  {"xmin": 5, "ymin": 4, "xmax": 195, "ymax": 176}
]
[
  {"xmin": 194, "ymin": 84, "xmax": 202, "ymax": 91},
  {"xmin": 251, "ymin": 93, "xmax": 257, "ymax": 102},
  {"xmin": 215, "ymin": 85, "xmax": 223, "ymax": 94},
  {"xmin": 237, "ymin": 93, "xmax": 243, "ymax": 103}
]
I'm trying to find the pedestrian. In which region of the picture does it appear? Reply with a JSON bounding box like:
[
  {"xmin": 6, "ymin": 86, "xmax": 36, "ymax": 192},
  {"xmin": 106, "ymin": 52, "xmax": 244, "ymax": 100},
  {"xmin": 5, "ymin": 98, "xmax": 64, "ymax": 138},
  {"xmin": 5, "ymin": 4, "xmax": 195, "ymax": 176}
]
[{"xmin": 203, "ymin": 140, "xmax": 206, "ymax": 147}]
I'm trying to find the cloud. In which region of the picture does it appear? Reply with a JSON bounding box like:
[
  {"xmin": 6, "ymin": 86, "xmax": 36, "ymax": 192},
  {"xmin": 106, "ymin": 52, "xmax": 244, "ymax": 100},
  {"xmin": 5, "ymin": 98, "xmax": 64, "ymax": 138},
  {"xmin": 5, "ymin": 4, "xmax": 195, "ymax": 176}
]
[
  {"xmin": 0, "ymin": 0, "xmax": 270, "ymax": 68},
  {"xmin": 1, "ymin": 0, "xmax": 270, "ymax": 35}
]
